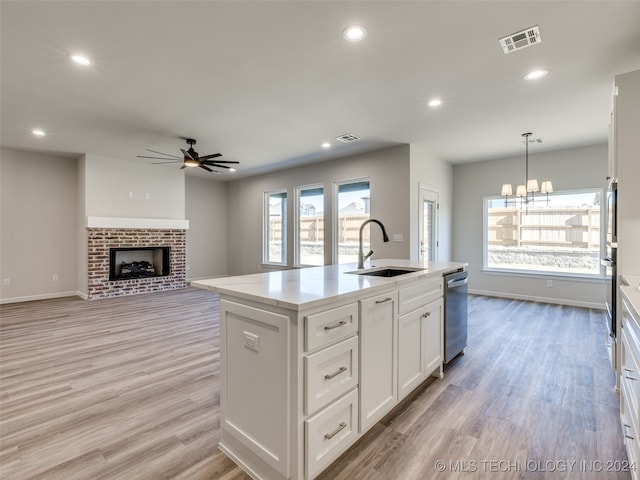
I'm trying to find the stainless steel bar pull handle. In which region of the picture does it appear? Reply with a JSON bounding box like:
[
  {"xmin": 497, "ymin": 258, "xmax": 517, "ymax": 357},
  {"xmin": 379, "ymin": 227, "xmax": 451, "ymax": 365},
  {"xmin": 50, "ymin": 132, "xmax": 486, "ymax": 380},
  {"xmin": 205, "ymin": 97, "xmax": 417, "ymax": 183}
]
[
  {"xmin": 624, "ymin": 423, "xmax": 635, "ymax": 440},
  {"xmin": 324, "ymin": 422, "xmax": 347, "ymax": 440},
  {"xmin": 421, "ymin": 312, "xmax": 431, "ymax": 318},
  {"xmin": 376, "ymin": 297, "xmax": 392, "ymax": 304},
  {"xmin": 324, "ymin": 320, "xmax": 347, "ymax": 331},
  {"xmin": 325, "ymin": 366, "xmax": 347, "ymax": 380}
]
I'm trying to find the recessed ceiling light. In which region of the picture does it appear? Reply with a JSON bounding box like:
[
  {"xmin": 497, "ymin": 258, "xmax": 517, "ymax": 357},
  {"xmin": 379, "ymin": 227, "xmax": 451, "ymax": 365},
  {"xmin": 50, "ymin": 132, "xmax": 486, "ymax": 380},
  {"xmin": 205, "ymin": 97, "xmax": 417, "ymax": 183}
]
[
  {"xmin": 321, "ymin": 142, "xmax": 331, "ymax": 148},
  {"xmin": 524, "ymin": 69, "xmax": 548, "ymax": 81},
  {"xmin": 428, "ymin": 98, "xmax": 442, "ymax": 107},
  {"xmin": 32, "ymin": 129, "xmax": 46, "ymax": 136},
  {"xmin": 343, "ymin": 25, "xmax": 367, "ymax": 42},
  {"xmin": 70, "ymin": 54, "xmax": 91, "ymax": 66}
]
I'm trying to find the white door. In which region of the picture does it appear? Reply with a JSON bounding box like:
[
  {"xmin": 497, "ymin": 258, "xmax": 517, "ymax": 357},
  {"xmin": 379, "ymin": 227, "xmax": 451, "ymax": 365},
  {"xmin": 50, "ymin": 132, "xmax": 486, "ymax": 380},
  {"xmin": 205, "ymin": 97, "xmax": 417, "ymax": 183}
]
[{"xmin": 418, "ymin": 187, "xmax": 438, "ymax": 261}]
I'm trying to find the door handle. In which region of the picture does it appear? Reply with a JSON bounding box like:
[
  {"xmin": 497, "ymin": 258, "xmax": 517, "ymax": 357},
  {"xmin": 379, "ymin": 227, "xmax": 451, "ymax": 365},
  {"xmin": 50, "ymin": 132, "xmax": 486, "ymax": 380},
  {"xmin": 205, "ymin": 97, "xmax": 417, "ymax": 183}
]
[{"xmin": 447, "ymin": 277, "xmax": 468, "ymax": 287}]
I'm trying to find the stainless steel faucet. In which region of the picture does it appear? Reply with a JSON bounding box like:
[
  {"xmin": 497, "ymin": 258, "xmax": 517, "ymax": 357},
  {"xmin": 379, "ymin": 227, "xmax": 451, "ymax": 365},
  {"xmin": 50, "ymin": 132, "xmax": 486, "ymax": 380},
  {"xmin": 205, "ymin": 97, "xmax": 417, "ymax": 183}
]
[{"xmin": 358, "ymin": 219, "xmax": 390, "ymax": 269}]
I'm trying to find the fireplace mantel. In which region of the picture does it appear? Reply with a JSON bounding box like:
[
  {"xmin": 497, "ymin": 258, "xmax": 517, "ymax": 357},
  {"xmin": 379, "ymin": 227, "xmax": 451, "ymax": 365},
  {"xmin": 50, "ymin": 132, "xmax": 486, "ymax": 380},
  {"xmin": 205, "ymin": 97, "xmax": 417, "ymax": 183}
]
[{"xmin": 86, "ymin": 216, "xmax": 189, "ymax": 230}]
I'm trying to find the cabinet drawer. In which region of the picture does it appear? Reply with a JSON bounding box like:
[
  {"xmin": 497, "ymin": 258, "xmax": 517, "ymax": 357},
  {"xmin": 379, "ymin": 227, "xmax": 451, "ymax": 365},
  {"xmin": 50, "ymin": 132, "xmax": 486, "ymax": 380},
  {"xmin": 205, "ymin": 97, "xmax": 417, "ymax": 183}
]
[
  {"xmin": 305, "ymin": 303, "xmax": 358, "ymax": 352},
  {"xmin": 399, "ymin": 277, "xmax": 442, "ymax": 316},
  {"xmin": 305, "ymin": 389, "xmax": 358, "ymax": 479},
  {"xmin": 305, "ymin": 336, "xmax": 359, "ymax": 415}
]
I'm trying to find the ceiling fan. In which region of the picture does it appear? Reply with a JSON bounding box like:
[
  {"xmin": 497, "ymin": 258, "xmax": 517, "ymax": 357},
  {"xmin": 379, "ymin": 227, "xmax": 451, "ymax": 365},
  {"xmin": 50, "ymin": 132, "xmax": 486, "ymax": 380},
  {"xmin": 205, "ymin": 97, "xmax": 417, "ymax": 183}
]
[{"xmin": 137, "ymin": 138, "xmax": 239, "ymax": 173}]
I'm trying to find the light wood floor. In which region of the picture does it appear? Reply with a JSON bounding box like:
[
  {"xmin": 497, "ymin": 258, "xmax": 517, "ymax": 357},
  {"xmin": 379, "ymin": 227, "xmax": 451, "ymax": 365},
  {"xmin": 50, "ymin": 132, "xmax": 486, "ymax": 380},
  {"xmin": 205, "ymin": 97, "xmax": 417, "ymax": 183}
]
[{"xmin": 0, "ymin": 289, "xmax": 629, "ymax": 479}]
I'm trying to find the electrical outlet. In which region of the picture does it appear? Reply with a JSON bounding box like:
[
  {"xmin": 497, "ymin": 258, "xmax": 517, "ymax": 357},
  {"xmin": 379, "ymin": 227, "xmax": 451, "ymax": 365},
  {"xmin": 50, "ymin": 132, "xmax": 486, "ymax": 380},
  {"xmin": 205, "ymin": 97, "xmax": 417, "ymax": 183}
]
[
  {"xmin": 392, "ymin": 234, "xmax": 404, "ymax": 242},
  {"xmin": 244, "ymin": 331, "xmax": 259, "ymax": 352},
  {"xmin": 3, "ymin": 278, "xmax": 10, "ymax": 286},
  {"xmin": 128, "ymin": 191, "xmax": 134, "ymax": 198},
  {"xmin": 546, "ymin": 280, "xmax": 553, "ymax": 288},
  {"xmin": 53, "ymin": 274, "xmax": 59, "ymax": 282},
  {"xmin": 186, "ymin": 264, "xmax": 191, "ymax": 271},
  {"xmin": 144, "ymin": 192, "xmax": 150, "ymax": 200}
]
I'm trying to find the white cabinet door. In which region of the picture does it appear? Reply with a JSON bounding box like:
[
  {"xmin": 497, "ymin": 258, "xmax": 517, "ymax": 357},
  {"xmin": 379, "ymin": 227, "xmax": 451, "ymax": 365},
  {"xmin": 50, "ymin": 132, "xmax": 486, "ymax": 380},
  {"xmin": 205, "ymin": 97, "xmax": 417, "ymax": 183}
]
[
  {"xmin": 398, "ymin": 307, "xmax": 424, "ymax": 400},
  {"xmin": 423, "ymin": 298, "xmax": 444, "ymax": 376},
  {"xmin": 359, "ymin": 291, "xmax": 398, "ymax": 433}
]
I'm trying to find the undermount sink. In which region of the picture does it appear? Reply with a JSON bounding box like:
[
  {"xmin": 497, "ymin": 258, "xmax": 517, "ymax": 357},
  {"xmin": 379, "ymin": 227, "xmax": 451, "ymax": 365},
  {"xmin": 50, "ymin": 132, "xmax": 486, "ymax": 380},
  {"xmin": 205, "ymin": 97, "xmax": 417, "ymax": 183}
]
[{"xmin": 347, "ymin": 267, "xmax": 424, "ymax": 277}]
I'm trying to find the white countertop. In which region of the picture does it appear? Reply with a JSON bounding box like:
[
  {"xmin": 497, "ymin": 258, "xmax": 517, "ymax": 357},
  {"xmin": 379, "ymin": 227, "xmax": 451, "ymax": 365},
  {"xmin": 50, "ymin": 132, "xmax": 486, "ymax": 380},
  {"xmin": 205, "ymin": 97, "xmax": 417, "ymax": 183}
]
[
  {"xmin": 191, "ymin": 259, "xmax": 467, "ymax": 311},
  {"xmin": 621, "ymin": 286, "xmax": 640, "ymax": 320},
  {"xmin": 622, "ymin": 274, "xmax": 640, "ymax": 289}
]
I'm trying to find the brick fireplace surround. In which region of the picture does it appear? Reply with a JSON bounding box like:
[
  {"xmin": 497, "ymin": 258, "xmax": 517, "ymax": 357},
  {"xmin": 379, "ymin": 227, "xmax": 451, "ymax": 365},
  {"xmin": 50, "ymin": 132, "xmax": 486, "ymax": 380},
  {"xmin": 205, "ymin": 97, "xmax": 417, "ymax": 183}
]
[{"xmin": 87, "ymin": 227, "xmax": 186, "ymax": 299}]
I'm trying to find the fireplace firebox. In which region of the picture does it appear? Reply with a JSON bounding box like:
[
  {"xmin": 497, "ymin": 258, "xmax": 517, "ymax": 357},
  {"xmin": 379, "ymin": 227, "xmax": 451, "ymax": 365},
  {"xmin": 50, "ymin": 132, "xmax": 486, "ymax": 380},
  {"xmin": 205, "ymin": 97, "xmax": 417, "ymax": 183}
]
[{"xmin": 109, "ymin": 247, "xmax": 170, "ymax": 281}]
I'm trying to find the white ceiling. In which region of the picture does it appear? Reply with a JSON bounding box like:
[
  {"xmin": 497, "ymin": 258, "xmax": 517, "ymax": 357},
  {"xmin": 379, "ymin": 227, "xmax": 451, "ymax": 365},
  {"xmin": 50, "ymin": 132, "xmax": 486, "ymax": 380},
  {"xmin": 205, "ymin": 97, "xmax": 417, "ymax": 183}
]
[{"xmin": 1, "ymin": 1, "xmax": 639, "ymax": 179}]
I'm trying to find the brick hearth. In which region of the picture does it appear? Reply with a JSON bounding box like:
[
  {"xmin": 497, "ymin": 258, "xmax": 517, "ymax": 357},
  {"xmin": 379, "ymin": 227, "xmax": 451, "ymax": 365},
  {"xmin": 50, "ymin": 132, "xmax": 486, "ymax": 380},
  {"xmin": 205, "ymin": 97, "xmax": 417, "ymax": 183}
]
[{"xmin": 87, "ymin": 228, "xmax": 186, "ymax": 299}]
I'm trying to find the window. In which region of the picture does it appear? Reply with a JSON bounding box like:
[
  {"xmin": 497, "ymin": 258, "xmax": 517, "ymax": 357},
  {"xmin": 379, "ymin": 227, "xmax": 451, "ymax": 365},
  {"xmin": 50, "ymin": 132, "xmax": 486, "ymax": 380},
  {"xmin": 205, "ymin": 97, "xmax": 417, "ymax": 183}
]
[
  {"xmin": 295, "ymin": 185, "xmax": 324, "ymax": 266},
  {"xmin": 335, "ymin": 179, "xmax": 370, "ymax": 264},
  {"xmin": 485, "ymin": 189, "xmax": 602, "ymax": 276},
  {"xmin": 264, "ymin": 190, "xmax": 287, "ymax": 265}
]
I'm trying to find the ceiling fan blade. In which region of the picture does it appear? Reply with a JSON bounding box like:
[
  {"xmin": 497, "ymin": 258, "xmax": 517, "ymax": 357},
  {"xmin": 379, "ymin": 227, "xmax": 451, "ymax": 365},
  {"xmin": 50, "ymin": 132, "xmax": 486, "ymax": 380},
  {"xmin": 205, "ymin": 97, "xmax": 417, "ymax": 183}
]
[
  {"xmin": 199, "ymin": 153, "xmax": 222, "ymax": 160},
  {"xmin": 145, "ymin": 149, "xmax": 181, "ymax": 159},
  {"xmin": 180, "ymin": 148, "xmax": 195, "ymax": 161},
  {"xmin": 209, "ymin": 164, "xmax": 234, "ymax": 170},
  {"xmin": 199, "ymin": 164, "xmax": 214, "ymax": 172},
  {"xmin": 151, "ymin": 161, "xmax": 182, "ymax": 164},
  {"xmin": 201, "ymin": 160, "xmax": 239, "ymax": 166},
  {"xmin": 138, "ymin": 155, "xmax": 183, "ymax": 161}
]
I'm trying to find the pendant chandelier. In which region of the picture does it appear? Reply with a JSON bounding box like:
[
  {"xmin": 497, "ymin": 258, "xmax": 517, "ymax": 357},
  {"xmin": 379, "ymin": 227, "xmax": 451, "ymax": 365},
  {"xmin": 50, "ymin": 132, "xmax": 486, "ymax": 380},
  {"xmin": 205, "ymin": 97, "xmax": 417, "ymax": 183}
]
[{"xmin": 500, "ymin": 132, "xmax": 553, "ymax": 210}]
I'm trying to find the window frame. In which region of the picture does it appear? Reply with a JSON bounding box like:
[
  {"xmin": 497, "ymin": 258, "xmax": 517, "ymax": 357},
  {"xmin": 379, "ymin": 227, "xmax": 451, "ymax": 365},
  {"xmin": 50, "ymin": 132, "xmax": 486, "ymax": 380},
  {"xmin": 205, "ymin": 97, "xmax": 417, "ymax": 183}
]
[
  {"xmin": 482, "ymin": 187, "xmax": 605, "ymax": 279},
  {"xmin": 263, "ymin": 189, "xmax": 288, "ymax": 266},
  {"xmin": 294, "ymin": 183, "xmax": 325, "ymax": 267},
  {"xmin": 333, "ymin": 177, "xmax": 371, "ymax": 265}
]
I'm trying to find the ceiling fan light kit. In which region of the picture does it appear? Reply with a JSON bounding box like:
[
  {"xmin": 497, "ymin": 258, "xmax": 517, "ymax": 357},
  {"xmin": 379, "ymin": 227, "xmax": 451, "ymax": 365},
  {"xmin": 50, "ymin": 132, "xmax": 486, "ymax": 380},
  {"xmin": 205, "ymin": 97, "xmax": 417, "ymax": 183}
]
[{"xmin": 136, "ymin": 138, "xmax": 239, "ymax": 173}]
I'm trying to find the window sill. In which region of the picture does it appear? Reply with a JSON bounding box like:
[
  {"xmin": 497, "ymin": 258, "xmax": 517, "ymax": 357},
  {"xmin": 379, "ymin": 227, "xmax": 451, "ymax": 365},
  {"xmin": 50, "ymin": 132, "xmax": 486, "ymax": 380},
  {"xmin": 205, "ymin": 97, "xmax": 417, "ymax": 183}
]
[{"xmin": 482, "ymin": 268, "xmax": 605, "ymax": 283}]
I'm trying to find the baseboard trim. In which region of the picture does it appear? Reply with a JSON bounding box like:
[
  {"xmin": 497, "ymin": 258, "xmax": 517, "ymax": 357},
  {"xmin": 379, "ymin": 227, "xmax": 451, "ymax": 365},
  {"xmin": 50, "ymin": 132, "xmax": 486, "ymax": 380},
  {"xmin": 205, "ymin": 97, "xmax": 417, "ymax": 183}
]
[
  {"xmin": 468, "ymin": 289, "xmax": 606, "ymax": 310},
  {"xmin": 0, "ymin": 290, "xmax": 85, "ymax": 305}
]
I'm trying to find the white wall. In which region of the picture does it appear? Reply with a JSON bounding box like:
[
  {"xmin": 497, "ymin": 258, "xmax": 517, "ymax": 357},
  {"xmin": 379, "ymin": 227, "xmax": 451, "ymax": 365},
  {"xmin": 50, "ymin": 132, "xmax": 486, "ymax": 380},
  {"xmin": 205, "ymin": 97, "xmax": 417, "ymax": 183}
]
[
  {"xmin": 409, "ymin": 142, "xmax": 453, "ymax": 261},
  {"xmin": 185, "ymin": 176, "xmax": 229, "ymax": 280},
  {"xmin": 227, "ymin": 145, "xmax": 411, "ymax": 275},
  {"xmin": 84, "ymin": 154, "xmax": 185, "ymax": 219},
  {"xmin": 77, "ymin": 156, "xmax": 87, "ymax": 296},
  {"xmin": 452, "ymin": 143, "xmax": 608, "ymax": 308},
  {"xmin": 0, "ymin": 148, "xmax": 79, "ymax": 302}
]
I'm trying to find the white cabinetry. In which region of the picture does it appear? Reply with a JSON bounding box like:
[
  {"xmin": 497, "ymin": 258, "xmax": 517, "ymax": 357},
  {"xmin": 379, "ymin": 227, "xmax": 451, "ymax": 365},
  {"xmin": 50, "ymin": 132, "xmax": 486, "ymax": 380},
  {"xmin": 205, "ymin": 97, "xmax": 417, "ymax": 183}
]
[
  {"xmin": 210, "ymin": 269, "xmax": 452, "ymax": 480},
  {"xmin": 422, "ymin": 298, "xmax": 444, "ymax": 377},
  {"xmin": 398, "ymin": 277, "xmax": 444, "ymax": 400},
  {"xmin": 303, "ymin": 302, "xmax": 359, "ymax": 477},
  {"xmin": 620, "ymin": 286, "xmax": 640, "ymax": 480},
  {"xmin": 219, "ymin": 299, "xmax": 292, "ymax": 479},
  {"xmin": 359, "ymin": 291, "xmax": 398, "ymax": 432},
  {"xmin": 615, "ymin": 70, "xmax": 640, "ymax": 277}
]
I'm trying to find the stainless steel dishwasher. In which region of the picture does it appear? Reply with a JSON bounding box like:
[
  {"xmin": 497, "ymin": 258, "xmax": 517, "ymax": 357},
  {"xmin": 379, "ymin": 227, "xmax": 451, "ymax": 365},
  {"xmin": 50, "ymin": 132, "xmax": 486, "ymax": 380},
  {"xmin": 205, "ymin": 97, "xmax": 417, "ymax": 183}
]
[{"xmin": 444, "ymin": 268, "xmax": 468, "ymax": 364}]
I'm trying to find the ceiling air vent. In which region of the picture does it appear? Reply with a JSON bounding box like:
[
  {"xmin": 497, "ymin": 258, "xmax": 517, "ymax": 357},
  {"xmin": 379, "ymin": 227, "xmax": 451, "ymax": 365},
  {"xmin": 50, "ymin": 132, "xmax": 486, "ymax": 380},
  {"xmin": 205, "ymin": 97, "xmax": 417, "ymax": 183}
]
[
  {"xmin": 335, "ymin": 133, "xmax": 360, "ymax": 143},
  {"xmin": 499, "ymin": 25, "xmax": 541, "ymax": 54}
]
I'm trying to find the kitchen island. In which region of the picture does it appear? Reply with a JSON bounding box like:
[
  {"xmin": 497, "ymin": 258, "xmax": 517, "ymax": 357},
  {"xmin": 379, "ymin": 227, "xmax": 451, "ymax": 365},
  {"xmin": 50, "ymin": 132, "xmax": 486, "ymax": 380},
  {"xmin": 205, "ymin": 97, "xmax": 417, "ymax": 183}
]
[{"xmin": 192, "ymin": 259, "xmax": 467, "ymax": 480}]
